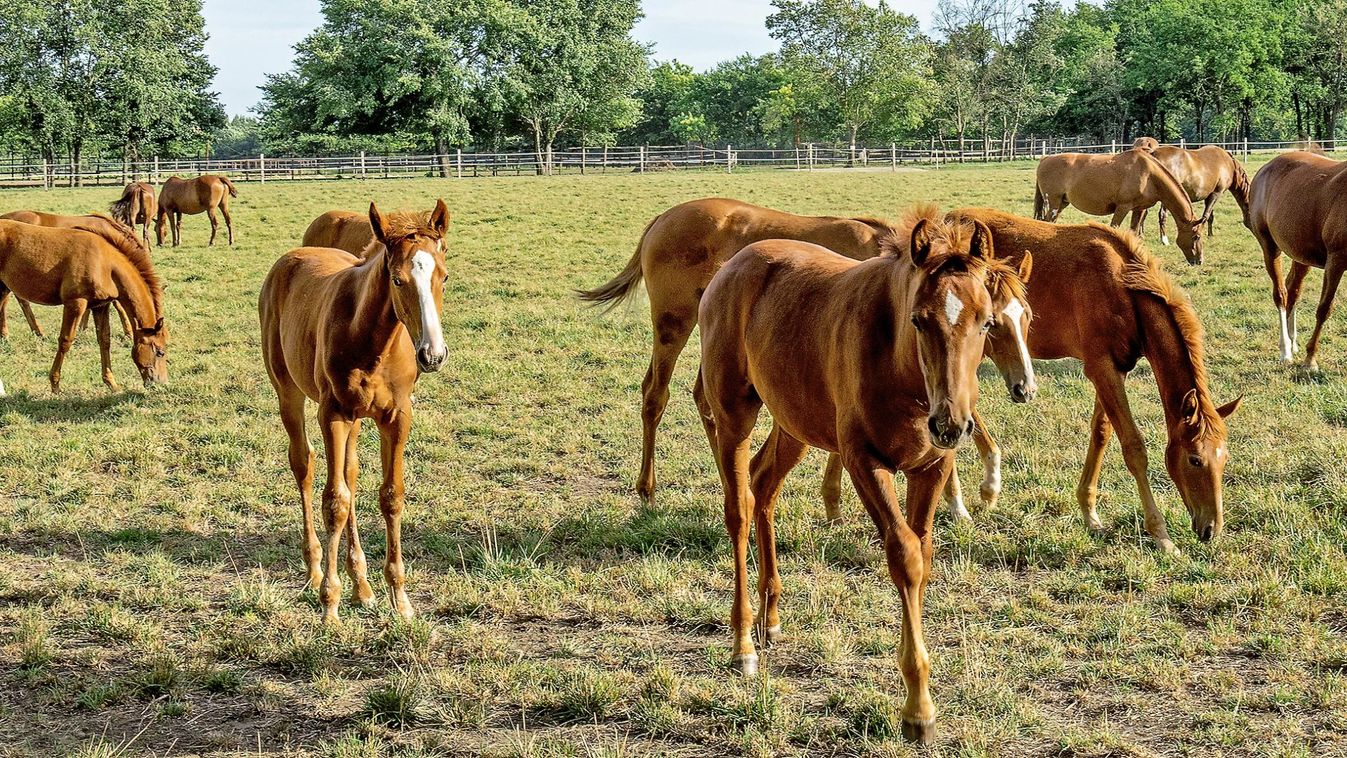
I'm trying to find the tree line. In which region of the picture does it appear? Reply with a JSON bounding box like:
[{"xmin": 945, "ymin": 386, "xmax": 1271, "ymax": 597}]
[{"xmin": 1, "ymin": 0, "xmax": 1344, "ymax": 169}]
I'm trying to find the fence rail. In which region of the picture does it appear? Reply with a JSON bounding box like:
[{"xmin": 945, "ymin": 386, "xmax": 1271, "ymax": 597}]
[{"xmin": 1, "ymin": 137, "xmax": 1341, "ymax": 189}]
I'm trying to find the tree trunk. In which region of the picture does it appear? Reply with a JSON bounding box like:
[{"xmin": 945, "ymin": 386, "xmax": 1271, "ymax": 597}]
[
  {"xmin": 532, "ymin": 122, "xmax": 546, "ymax": 176},
  {"xmin": 435, "ymin": 135, "xmax": 449, "ymax": 178},
  {"xmin": 849, "ymin": 123, "xmax": 858, "ymax": 167}
]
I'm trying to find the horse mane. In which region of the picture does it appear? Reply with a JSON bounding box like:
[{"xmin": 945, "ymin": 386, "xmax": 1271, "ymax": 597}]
[
  {"xmin": 851, "ymin": 215, "xmax": 901, "ymax": 237},
  {"xmin": 1107, "ymin": 227, "xmax": 1224, "ymax": 436},
  {"xmin": 1229, "ymin": 156, "xmax": 1251, "ymax": 206},
  {"xmin": 358, "ymin": 209, "xmax": 437, "ymax": 260},
  {"xmin": 78, "ymin": 213, "xmax": 163, "ymax": 317}
]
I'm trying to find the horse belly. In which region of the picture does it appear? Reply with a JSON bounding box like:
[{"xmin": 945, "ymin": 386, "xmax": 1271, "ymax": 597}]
[{"xmin": 0, "ymin": 258, "xmax": 66, "ymax": 305}]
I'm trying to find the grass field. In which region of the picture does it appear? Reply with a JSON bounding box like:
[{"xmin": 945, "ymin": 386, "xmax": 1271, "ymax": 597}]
[{"xmin": 1, "ymin": 160, "xmax": 1345, "ymax": 757}]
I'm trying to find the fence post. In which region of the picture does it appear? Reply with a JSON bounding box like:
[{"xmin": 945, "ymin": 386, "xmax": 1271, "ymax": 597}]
[
  {"xmin": 260, "ymin": 153, "xmax": 266, "ymax": 184},
  {"xmin": 42, "ymin": 158, "xmax": 50, "ymax": 190},
  {"xmin": 808, "ymin": 143, "xmax": 814, "ymax": 172},
  {"xmin": 1111, "ymin": 139, "xmax": 1117, "ymax": 154},
  {"xmin": 1243, "ymin": 137, "xmax": 1249, "ymax": 160},
  {"xmin": 581, "ymin": 145, "xmax": 586, "ymax": 175},
  {"xmin": 359, "ymin": 151, "xmax": 366, "ymax": 179},
  {"xmin": 794, "ymin": 144, "xmax": 800, "ymax": 170},
  {"xmin": 726, "ymin": 144, "xmax": 732, "ymax": 173},
  {"xmin": 1180, "ymin": 137, "xmax": 1186, "ymax": 149},
  {"xmin": 891, "ymin": 143, "xmax": 897, "ymax": 171},
  {"xmin": 639, "ymin": 145, "xmax": 645, "ymax": 173},
  {"xmin": 456, "ymin": 149, "xmax": 462, "ymax": 178}
]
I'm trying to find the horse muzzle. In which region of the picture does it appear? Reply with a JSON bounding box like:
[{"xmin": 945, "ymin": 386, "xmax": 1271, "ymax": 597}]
[
  {"xmin": 1010, "ymin": 380, "xmax": 1036, "ymax": 404},
  {"xmin": 416, "ymin": 344, "xmax": 447, "ymax": 373},
  {"xmin": 928, "ymin": 415, "xmax": 973, "ymax": 450}
]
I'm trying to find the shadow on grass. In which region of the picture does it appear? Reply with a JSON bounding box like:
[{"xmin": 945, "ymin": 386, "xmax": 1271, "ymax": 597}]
[{"xmin": 0, "ymin": 388, "xmax": 142, "ymax": 423}]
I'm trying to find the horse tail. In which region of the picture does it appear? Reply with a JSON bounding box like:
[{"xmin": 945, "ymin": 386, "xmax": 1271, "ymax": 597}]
[
  {"xmin": 575, "ymin": 215, "xmax": 658, "ymax": 312},
  {"xmin": 108, "ymin": 191, "xmax": 134, "ymax": 226},
  {"xmin": 220, "ymin": 176, "xmax": 238, "ymax": 197},
  {"xmin": 1033, "ymin": 180, "xmax": 1045, "ymax": 220}
]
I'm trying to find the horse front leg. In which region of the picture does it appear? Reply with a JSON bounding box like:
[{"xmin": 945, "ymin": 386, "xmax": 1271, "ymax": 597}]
[
  {"xmin": 1202, "ymin": 191, "xmax": 1222, "ymax": 236},
  {"xmin": 1075, "ymin": 398, "xmax": 1112, "ymax": 533},
  {"xmin": 92, "ymin": 305, "xmax": 118, "ymax": 391},
  {"xmin": 845, "ymin": 451, "xmax": 947, "ymax": 744},
  {"xmin": 821, "ymin": 452, "xmax": 845, "ymax": 523},
  {"xmin": 343, "ymin": 418, "xmax": 376, "ymax": 608},
  {"xmin": 49, "ymin": 300, "xmax": 88, "ymax": 393},
  {"xmin": 1254, "ymin": 226, "xmax": 1291, "ymax": 361},
  {"xmin": 317, "ymin": 403, "xmax": 356, "ymax": 622},
  {"xmin": 377, "ymin": 408, "xmax": 415, "ymax": 619}
]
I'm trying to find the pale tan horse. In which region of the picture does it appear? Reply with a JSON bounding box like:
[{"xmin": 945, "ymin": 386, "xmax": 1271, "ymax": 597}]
[
  {"xmin": 109, "ymin": 182, "xmax": 158, "ymax": 247},
  {"xmin": 0, "ymin": 211, "xmax": 138, "ymax": 339},
  {"xmin": 260, "ymin": 201, "xmax": 450, "ymax": 621},
  {"xmin": 157, "ymin": 175, "xmax": 237, "ymax": 246},
  {"xmin": 0, "ymin": 220, "xmax": 168, "ymax": 391},
  {"xmin": 302, "ymin": 210, "xmax": 375, "ymax": 256},
  {"xmin": 1131, "ymin": 136, "xmax": 1160, "ymax": 152},
  {"xmin": 1034, "ymin": 149, "xmax": 1206, "ymax": 264},
  {"xmin": 824, "ymin": 209, "xmax": 1240, "ymax": 553},
  {"xmin": 1151, "ymin": 145, "xmax": 1251, "ymax": 241},
  {"xmin": 1248, "ymin": 151, "xmax": 1347, "ymax": 370},
  {"xmin": 697, "ymin": 212, "xmax": 1012, "ymax": 743}
]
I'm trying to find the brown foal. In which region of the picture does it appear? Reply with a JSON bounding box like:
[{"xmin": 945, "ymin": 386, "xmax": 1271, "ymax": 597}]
[
  {"xmin": 301, "ymin": 210, "xmax": 377, "ymax": 256},
  {"xmin": 697, "ymin": 211, "xmax": 1015, "ymax": 744},
  {"xmin": 260, "ymin": 200, "xmax": 450, "ymax": 621}
]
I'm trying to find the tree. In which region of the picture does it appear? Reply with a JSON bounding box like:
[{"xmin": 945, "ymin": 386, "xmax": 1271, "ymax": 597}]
[
  {"xmin": 258, "ymin": 0, "xmax": 483, "ymax": 168},
  {"xmin": 488, "ymin": 0, "xmax": 648, "ymax": 173},
  {"xmin": 768, "ymin": 0, "xmax": 934, "ymax": 156},
  {"xmin": 624, "ymin": 61, "xmax": 700, "ymax": 144}
]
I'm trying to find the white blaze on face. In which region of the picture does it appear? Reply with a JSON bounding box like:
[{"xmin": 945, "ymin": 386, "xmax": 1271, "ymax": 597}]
[
  {"xmin": 944, "ymin": 290, "xmax": 964, "ymax": 325},
  {"xmin": 1002, "ymin": 298, "xmax": 1034, "ymax": 383},
  {"xmin": 410, "ymin": 250, "xmax": 446, "ymax": 361}
]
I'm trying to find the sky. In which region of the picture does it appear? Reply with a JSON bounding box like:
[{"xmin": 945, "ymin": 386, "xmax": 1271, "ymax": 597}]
[{"xmin": 202, "ymin": 0, "xmax": 943, "ymax": 117}]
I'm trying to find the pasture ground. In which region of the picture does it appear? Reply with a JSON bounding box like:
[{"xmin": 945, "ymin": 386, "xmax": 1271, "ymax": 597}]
[{"xmin": 0, "ymin": 160, "xmax": 1345, "ymax": 757}]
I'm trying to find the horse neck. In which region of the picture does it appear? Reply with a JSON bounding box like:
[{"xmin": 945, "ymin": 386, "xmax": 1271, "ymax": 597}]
[
  {"xmin": 1143, "ymin": 155, "xmax": 1198, "ymax": 224},
  {"xmin": 1228, "ymin": 158, "xmax": 1252, "ymax": 221},
  {"xmin": 1134, "ymin": 291, "xmax": 1209, "ymax": 431},
  {"xmin": 347, "ymin": 248, "xmax": 403, "ymax": 353},
  {"xmin": 109, "ymin": 257, "xmax": 158, "ymax": 327}
]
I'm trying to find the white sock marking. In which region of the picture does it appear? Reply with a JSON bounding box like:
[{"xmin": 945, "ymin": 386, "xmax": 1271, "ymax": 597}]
[
  {"xmin": 1278, "ymin": 307, "xmax": 1293, "ymax": 361},
  {"xmin": 944, "ymin": 290, "xmax": 964, "ymax": 325}
]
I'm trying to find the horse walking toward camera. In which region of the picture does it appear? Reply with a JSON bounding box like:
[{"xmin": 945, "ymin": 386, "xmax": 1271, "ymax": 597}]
[
  {"xmin": 577, "ymin": 198, "xmax": 899, "ymax": 503},
  {"xmin": 0, "ymin": 211, "xmax": 140, "ymax": 339},
  {"xmin": 823, "ymin": 208, "xmax": 1239, "ymax": 553},
  {"xmin": 697, "ymin": 210, "xmax": 1017, "ymax": 744},
  {"xmin": 1247, "ymin": 151, "xmax": 1347, "ymax": 370},
  {"xmin": 109, "ymin": 181, "xmax": 159, "ymax": 248},
  {"xmin": 1034, "ymin": 149, "xmax": 1206, "ymax": 264},
  {"xmin": 259, "ymin": 200, "xmax": 451, "ymax": 622},
  {"xmin": 1151, "ymin": 145, "xmax": 1251, "ymax": 241},
  {"xmin": 0, "ymin": 220, "xmax": 168, "ymax": 392},
  {"xmin": 157, "ymin": 174, "xmax": 237, "ymax": 246},
  {"xmin": 302, "ymin": 210, "xmax": 376, "ymax": 256}
]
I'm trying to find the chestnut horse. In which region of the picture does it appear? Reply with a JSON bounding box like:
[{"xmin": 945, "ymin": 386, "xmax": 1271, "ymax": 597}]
[
  {"xmin": 697, "ymin": 212, "xmax": 1012, "ymax": 744},
  {"xmin": 157, "ymin": 175, "xmax": 237, "ymax": 247},
  {"xmin": 302, "ymin": 210, "xmax": 375, "ymax": 256},
  {"xmin": 1034, "ymin": 149, "xmax": 1206, "ymax": 264},
  {"xmin": 260, "ymin": 200, "xmax": 450, "ymax": 622},
  {"xmin": 1131, "ymin": 136, "xmax": 1160, "ymax": 152},
  {"xmin": 1151, "ymin": 145, "xmax": 1251, "ymax": 241},
  {"xmin": 0, "ymin": 211, "xmax": 139, "ymax": 339},
  {"xmin": 109, "ymin": 181, "xmax": 159, "ymax": 247},
  {"xmin": 823, "ymin": 209, "xmax": 1241, "ymax": 552},
  {"xmin": 1248, "ymin": 151, "xmax": 1347, "ymax": 370},
  {"xmin": 0, "ymin": 220, "xmax": 168, "ymax": 391}
]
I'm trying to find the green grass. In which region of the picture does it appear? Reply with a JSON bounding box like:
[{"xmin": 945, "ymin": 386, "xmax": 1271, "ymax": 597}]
[{"xmin": 1, "ymin": 161, "xmax": 1346, "ymax": 756}]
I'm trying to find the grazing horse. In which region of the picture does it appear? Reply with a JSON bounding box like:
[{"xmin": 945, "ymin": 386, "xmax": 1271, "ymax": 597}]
[
  {"xmin": 109, "ymin": 182, "xmax": 158, "ymax": 247},
  {"xmin": 157, "ymin": 175, "xmax": 237, "ymax": 247},
  {"xmin": 823, "ymin": 208, "xmax": 1240, "ymax": 552},
  {"xmin": 1152, "ymin": 145, "xmax": 1251, "ymax": 241},
  {"xmin": 697, "ymin": 211, "xmax": 1012, "ymax": 744},
  {"xmin": 0, "ymin": 220, "xmax": 168, "ymax": 391},
  {"xmin": 1131, "ymin": 136, "xmax": 1160, "ymax": 152},
  {"xmin": 302, "ymin": 210, "xmax": 376, "ymax": 256},
  {"xmin": 260, "ymin": 200, "xmax": 450, "ymax": 622},
  {"xmin": 1247, "ymin": 151, "xmax": 1347, "ymax": 370},
  {"xmin": 0, "ymin": 211, "xmax": 139, "ymax": 339},
  {"xmin": 1034, "ymin": 149, "xmax": 1206, "ymax": 264}
]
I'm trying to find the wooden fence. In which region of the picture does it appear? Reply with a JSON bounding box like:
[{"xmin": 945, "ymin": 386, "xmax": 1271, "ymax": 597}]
[{"xmin": 1, "ymin": 137, "xmax": 1341, "ymax": 188}]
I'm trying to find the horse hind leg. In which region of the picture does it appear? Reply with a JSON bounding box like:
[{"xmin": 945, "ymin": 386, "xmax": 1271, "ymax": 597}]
[
  {"xmin": 1254, "ymin": 227, "xmax": 1292, "ymax": 362},
  {"xmin": 207, "ymin": 207, "xmax": 219, "ymax": 246},
  {"xmin": 92, "ymin": 305, "xmax": 118, "ymax": 391},
  {"xmin": 1301, "ymin": 253, "xmax": 1347, "ymax": 372},
  {"xmin": 1284, "ymin": 261, "xmax": 1311, "ymax": 357},
  {"xmin": 747, "ymin": 425, "xmax": 809, "ymax": 649},
  {"xmin": 220, "ymin": 199, "xmax": 234, "ymax": 245},
  {"xmin": 49, "ymin": 300, "xmax": 88, "ymax": 393},
  {"xmin": 637, "ymin": 305, "xmax": 696, "ymax": 504},
  {"xmin": 277, "ymin": 385, "xmax": 323, "ymax": 591}
]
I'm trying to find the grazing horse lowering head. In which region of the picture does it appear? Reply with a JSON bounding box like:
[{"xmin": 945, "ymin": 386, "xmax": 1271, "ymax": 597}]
[
  {"xmin": 904, "ymin": 217, "xmax": 998, "ymax": 449},
  {"xmin": 1165, "ymin": 391, "xmax": 1241, "ymax": 541},
  {"xmin": 982, "ymin": 251, "xmax": 1036, "ymax": 403},
  {"xmin": 369, "ymin": 199, "xmax": 451, "ymax": 373},
  {"xmin": 131, "ymin": 317, "xmax": 169, "ymax": 387}
]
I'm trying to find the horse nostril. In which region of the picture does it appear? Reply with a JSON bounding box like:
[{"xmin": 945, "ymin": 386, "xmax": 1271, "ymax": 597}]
[
  {"xmin": 928, "ymin": 416, "xmax": 941, "ymax": 438},
  {"xmin": 964, "ymin": 419, "xmax": 975, "ymax": 436},
  {"xmin": 1199, "ymin": 524, "xmax": 1214, "ymax": 542}
]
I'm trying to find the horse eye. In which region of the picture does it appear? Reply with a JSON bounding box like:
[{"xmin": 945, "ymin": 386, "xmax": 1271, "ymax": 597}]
[
  {"xmin": 1188, "ymin": 455, "xmax": 1203, "ymax": 467},
  {"xmin": 392, "ymin": 277, "xmax": 404, "ymax": 287},
  {"xmin": 910, "ymin": 315, "xmax": 922, "ymax": 331}
]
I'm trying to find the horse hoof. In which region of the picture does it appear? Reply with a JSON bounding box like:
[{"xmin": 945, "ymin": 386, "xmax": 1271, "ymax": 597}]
[
  {"xmin": 757, "ymin": 624, "xmax": 782, "ymax": 647},
  {"xmin": 730, "ymin": 653, "xmax": 759, "ymax": 677},
  {"xmin": 901, "ymin": 716, "xmax": 936, "ymax": 745},
  {"xmin": 352, "ymin": 584, "xmax": 376, "ymax": 608},
  {"xmin": 321, "ymin": 608, "xmax": 340, "ymax": 624},
  {"xmin": 1156, "ymin": 539, "xmax": 1181, "ymax": 556}
]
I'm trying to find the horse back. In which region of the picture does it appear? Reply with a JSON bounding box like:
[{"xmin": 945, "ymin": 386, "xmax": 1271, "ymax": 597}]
[
  {"xmin": 302, "ymin": 211, "xmax": 374, "ymax": 256},
  {"xmin": 1251, "ymin": 152, "xmax": 1347, "ymax": 257},
  {"xmin": 0, "ymin": 220, "xmax": 116, "ymax": 305}
]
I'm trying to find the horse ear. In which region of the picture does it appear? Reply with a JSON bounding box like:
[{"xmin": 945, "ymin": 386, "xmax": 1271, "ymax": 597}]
[
  {"xmin": 969, "ymin": 221, "xmax": 995, "ymax": 261},
  {"xmin": 1181, "ymin": 388, "xmax": 1201, "ymax": 424},
  {"xmin": 1216, "ymin": 395, "xmax": 1242, "ymax": 419},
  {"xmin": 910, "ymin": 218, "xmax": 933, "ymax": 266},
  {"xmin": 430, "ymin": 199, "xmax": 451, "ymax": 235},
  {"xmin": 1018, "ymin": 252, "xmax": 1034, "ymax": 283},
  {"xmin": 369, "ymin": 203, "xmax": 391, "ymax": 243}
]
